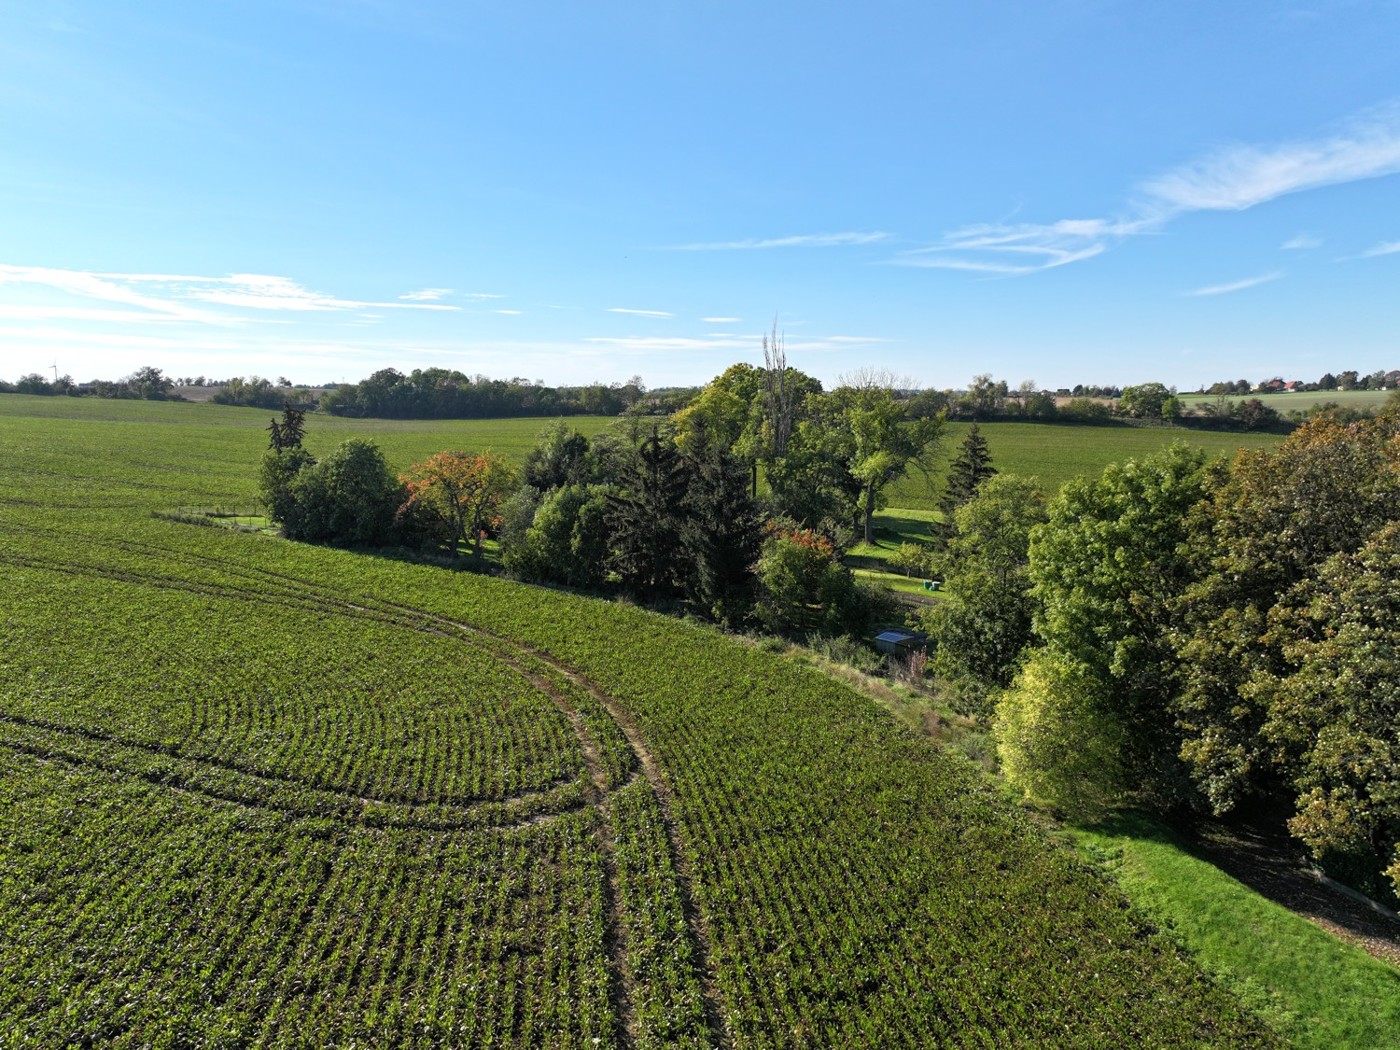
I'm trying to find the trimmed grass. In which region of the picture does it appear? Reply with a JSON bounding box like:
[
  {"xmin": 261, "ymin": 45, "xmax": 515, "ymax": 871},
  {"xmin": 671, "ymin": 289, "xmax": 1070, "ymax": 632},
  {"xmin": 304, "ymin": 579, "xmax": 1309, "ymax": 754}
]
[
  {"xmin": 1066, "ymin": 813, "xmax": 1400, "ymax": 1050},
  {"xmin": 848, "ymin": 509, "xmax": 944, "ymax": 598}
]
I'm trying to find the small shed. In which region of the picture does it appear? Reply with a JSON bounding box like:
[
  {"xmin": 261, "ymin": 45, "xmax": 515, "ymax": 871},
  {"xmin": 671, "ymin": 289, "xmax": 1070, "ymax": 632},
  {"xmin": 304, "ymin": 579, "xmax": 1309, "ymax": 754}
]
[{"xmin": 873, "ymin": 628, "xmax": 929, "ymax": 657}]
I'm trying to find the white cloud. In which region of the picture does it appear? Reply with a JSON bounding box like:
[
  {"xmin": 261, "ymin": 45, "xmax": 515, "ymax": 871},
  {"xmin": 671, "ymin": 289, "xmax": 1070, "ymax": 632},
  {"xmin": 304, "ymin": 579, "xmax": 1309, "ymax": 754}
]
[
  {"xmin": 908, "ymin": 104, "xmax": 1400, "ymax": 276},
  {"xmin": 583, "ymin": 333, "xmax": 886, "ymax": 354},
  {"xmin": 1281, "ymin": 233, "xmax": 1322, "ymax": 250},
  {"xmin": 894, "ymin": 219, "xmax": 1140, "ymax": 275},
  {"xmin": 494, "ymin": 309, "xmax": 522, "ymax": 315},
  {"xmin": 0, "ymin": 264, "xmax": 461, "ymax": 320},
  {"xmin": 1141, "ymin": 107, "xmax": 1400, "ymax": 214},
  {"xmin": 399, "ymin": 287, "xmax": 454, "ymax": 301},
  {"xmin": 607, "ymin": 307, "xmax": 673, "ymax": 318},
  {"xmin": 1361, "ymin": 239, "xmax": 1400, "ymax": 257},
  {"xmin": 672, "ymin": 232, "xmax": 888, "ymax": 251},
  {"xmin": 586, "ymin": 335, "xmax": 746, "ymax": 352},
  {"xmin": 0, "ymin": 263, "xmax": 227, "ymax": 323},
  {"xmin": 702, "ymin": 316, "xmax": 741, "ymax": 323},
  {"xmin": 187, "ymin": 273, "xmax": 460, "ymax": 312},
  {"xmin": 1187, "ymin": 271, "xmax": 1284, "ymax": 296}
]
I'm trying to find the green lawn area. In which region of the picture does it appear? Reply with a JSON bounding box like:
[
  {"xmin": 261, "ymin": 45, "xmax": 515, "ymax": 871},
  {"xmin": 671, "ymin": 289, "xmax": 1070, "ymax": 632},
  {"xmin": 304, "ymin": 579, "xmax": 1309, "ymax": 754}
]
[
  {"xmin": 848, "ymin": 509, "xmax": 945, "ymax": 597},
  {"xmin": 1066, "ymin": 813, "xmax": 1400, "ymax": 1050}
]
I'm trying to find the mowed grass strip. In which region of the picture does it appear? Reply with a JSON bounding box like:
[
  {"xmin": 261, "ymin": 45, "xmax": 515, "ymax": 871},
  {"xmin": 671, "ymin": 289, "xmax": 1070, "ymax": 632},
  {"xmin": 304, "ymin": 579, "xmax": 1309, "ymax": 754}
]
[{"xmin": 1067, "ymin": 813, "xmax": 1400, "ymax": 1050}]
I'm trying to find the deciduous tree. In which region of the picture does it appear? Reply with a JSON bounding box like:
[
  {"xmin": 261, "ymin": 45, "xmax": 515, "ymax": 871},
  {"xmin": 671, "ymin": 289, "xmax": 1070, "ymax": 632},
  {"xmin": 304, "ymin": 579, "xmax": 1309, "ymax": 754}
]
[
  {"xmin": 923, "ymin": 474, "xmax": 1046, "ymax": 711},
  {"xmin": 399, "ymin": 450, "xmax": 515, "ymax": 561},
  {"xmin": 1025, "ymin": 443, "xmax": 1211, "ymax": 807}
]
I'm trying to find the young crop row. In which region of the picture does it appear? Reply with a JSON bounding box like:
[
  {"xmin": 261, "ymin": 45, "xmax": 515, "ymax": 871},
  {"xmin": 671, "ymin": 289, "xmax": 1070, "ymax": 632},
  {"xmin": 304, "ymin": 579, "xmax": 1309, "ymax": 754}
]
[
  {"xmin": 0, "ymin": 748, "xmax": 625, "ymax": 1047},
  {"xmin": 0, "ymin": 551, "xmax": 583, "ymax": 809},
  {"xmin": 36, "ymin": 526, "xmax": 1269, "ymax": 1046},
  {"xmin": 1, "ymin": 526, "xmax": 720, "ymax": 1045}
]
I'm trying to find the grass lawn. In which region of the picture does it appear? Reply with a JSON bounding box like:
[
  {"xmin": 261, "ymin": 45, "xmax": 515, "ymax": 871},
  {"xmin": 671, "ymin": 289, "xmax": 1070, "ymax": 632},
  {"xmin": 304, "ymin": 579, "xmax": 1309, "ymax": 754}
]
[
  {"xmin": 1066, "ymin": 812, "xmax": 1400, "ymax": 1050},
  {"xmin": 848, "ymin": 509, "xmax": 946, "ymax": 598}
]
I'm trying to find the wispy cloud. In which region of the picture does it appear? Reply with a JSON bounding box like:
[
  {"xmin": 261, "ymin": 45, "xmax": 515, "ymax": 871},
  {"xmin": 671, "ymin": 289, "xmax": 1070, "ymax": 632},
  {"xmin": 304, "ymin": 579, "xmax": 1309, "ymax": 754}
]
[
  {"xmin": 1361, "ymin": 239, "xmax": 1400, "ymax": 257},
  {"xmin": 184, "ymin": 273, "xmax": 460, "ymax": 312},
  {"xmin": 1140, "ymin": 107, "xmax": 1400, "ymax": 214},
  {"xmin": 672, "ymin": 232, "xmax": 888, "ymax": 251},
  {"xmin": 607, "ymin": 307, "xmax": 673, "ymax": 318},
  {"xmin": 584, "ymin": 333, "xmax": 886, "ymax": 354},
  {"xmin": 399, "ymin": 287, "xmax": 454, "ymax": 301},
  {"xmin": 0, "ymin": 264, "xmax": 461, "ymax": 320},
  {"xmin": 702, "ymin": 316, "xmax": 741, "ymax": 323},
  {"xmin": 0, "ymin": 263, "xmax": 227, "ymax": 323},
  {"xmin": 1281, "ymin": 233, "xmax": 1322, "ymax": 250},
  {"xmin": 494, "ymin": 309, "xmax": 522, "ymax": 315},
  {"xmin": 894, "ymin": 219, "xmax": 1144, "ymax": 275},
  {"xmin": 1187, "ymin": 271, "xmax": 1284, "ymax": 296},
  {"xmin": 586, "ymin": 335, "xmax": 749, "ymax": 352},
  {"xmin": 908, "ymin": 104, "xmax": 1400, "ymax": 276}
]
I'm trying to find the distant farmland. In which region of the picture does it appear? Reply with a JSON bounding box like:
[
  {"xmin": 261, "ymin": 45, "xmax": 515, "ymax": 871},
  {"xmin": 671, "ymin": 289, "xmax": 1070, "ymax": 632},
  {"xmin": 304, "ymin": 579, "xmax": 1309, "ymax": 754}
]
[
  {"xmin": 0, "ymin": 395, "xmax": 1273, "ymax": 1046},
  {"xmin": 887, "ymin": 420, "xmax": 1283, "ymax": 511},
  {"xmin": 1176, "ymin": 388, "xmax": 1392, "ymax": 412}
]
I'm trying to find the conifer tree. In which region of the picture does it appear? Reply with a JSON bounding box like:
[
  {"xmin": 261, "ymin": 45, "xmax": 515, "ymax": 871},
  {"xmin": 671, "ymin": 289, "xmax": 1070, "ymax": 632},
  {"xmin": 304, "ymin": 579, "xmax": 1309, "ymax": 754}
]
[
  {"xmin": 933, "ymin": 423, "xmax": 996, "ymax": 545},
  {"xmin": 680, "ymin": 426, "xmax": 762, "ymax": 624},
  {"xmin": 607, "ymin": 426, "xmax": 690, "ymax": 598}
]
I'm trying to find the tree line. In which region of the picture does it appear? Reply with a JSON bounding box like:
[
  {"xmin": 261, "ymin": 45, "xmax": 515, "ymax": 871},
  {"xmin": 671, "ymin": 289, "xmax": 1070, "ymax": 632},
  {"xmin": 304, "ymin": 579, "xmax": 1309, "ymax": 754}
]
[
  {"xmin": 256, "ymin": 348, "xmax": 944, "ymax": 637},
  {"xmin": 317, "ymin": 367, "xmax": 669, "ymax": 419},
  {"xmin": 918, "ymin": 399, "xmax": 1400, "ymax": 904}
]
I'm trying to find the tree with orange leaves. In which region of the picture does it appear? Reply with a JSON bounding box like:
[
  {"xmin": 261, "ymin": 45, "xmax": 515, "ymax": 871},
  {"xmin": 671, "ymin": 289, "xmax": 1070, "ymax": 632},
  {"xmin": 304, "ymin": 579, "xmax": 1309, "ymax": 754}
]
[{"xmin": 399, "ymin": 450, "xmax": 515, "ymax": 562}]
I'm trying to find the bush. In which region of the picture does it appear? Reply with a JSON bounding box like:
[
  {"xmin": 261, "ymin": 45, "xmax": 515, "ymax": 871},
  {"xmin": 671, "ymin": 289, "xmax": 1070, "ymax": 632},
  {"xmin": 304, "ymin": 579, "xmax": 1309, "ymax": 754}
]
[
  {"xmin": 888, "ymin": 541, "xmax": 936, "ymax": 578},
  {"xmin": 754, "ymin": 526, "xmax": 886, "ymax": 636},
  {"xmin": 270, "ymin": 440, "xmax": 404, "ymax": 548}
]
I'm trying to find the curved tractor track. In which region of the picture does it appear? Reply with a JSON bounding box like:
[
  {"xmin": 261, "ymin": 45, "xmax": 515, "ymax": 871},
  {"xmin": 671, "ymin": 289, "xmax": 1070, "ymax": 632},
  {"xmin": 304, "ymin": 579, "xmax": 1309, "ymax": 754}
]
[{"xmin": 0, "ymin": 544, "xmax": 729, "ymax": 1049}]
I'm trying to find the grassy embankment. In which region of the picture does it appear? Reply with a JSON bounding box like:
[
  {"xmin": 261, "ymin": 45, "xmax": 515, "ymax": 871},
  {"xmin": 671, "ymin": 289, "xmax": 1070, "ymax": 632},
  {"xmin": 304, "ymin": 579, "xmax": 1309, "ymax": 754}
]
[{"xmin": 1066, "ymin": 814, "xmax": 1400, "ymax": 1050}]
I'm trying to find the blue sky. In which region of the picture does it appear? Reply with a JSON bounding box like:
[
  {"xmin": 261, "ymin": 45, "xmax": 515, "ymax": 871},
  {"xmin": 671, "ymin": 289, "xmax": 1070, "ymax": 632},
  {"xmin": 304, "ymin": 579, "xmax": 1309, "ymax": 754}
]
[{"xmin": 2, "ymin": 1, "xmax": 1399, "ymax": 391}]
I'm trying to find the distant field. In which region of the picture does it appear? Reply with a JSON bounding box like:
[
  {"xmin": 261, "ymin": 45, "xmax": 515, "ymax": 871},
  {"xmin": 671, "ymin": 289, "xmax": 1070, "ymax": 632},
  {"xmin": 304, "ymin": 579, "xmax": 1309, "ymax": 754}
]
[
  {"xmin": 0, "ymin": 395, "xmax": 617, "ymax": 509},
  {"xmin": 1178, "ymin": 389, "xmax": 1393, "ymax": 412},
  {"xmin": 0, "ymin": 394, "xmax": 1271, "ymax": 1046},
  {"xmin": 886, "ymin": 420, "xmax": 1283, "ymax": 511}
]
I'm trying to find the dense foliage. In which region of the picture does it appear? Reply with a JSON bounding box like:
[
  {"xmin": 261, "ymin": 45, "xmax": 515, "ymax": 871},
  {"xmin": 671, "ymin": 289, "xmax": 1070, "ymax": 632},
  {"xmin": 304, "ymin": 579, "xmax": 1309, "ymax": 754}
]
[
  {"xmin": 320, "ymin": 367, "xmax": 652, "ymax": 419},
  {"xmin": 988, "ymin": 409, "xmax": 1400, "ymax": 901},
  {"xmin": 922, "ymin": 473, "xmax": 1046, "ymax": 710}
]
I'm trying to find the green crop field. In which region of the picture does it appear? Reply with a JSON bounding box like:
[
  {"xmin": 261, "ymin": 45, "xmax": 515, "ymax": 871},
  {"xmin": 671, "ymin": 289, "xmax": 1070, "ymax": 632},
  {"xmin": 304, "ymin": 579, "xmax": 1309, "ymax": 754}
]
[
  {"xmin": 0, "ymin": 395, "xmax": 1277, "ymax": 1046},
  {"xmin": 1176, "ymin": 389, "xmax": 1393, "ymax": 412},
  {"xmin": 886, "ymin": 421, "xmax": 1284, "ymax": 511}
]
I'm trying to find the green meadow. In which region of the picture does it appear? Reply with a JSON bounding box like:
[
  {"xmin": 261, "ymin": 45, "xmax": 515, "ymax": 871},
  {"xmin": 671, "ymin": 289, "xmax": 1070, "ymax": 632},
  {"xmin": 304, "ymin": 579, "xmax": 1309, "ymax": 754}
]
[{"xmin": 885, "ymin": 420, "xmax": 1283, "ymax": 511}]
